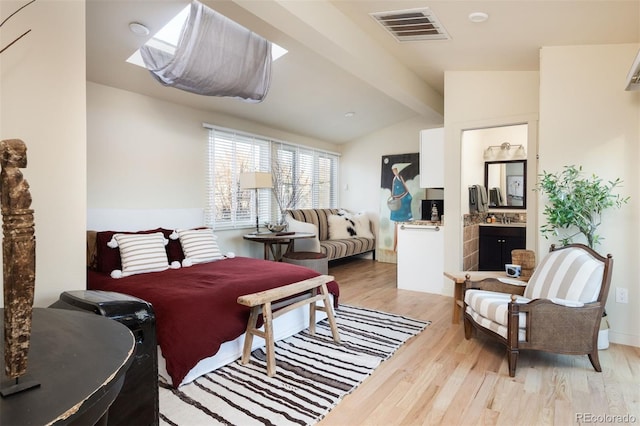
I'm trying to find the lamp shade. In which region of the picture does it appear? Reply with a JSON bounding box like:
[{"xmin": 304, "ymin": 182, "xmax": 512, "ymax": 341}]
[{"xmin": 239, "ymin": 172, "xmax": 272, "ymax": 189}]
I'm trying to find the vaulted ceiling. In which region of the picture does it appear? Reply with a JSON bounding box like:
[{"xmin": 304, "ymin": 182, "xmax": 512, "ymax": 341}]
[{"xmin": 86, "ymin": 0, "xmax": 640, "ymax": 144}]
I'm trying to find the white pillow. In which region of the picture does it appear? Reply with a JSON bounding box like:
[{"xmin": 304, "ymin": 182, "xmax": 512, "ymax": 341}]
[
  {"xmin": 497, "ymin": 277, "xmax": 528, "ymax": 287},
  {"xmin": 177, "ymin": 228, "xmax": 224, "ymax": 265},
  {"xmin": 285, "ymin": 215, "xmax": 321, "ymax": 252},
  {"xmin": 328, "ymin": 214, "xmax": 356, "ymax": 240},
  {"xmin": 328, "ymin": 212, "xmax": 374, "ymax": 240},
  {"xmin": 550, "ymin": 297, "xmax": 585, "ymax": 308},
  {"xmin": 110, "ymin": 232, "xmax": 169, "ymax": 278},
  {"xmin": 350, "ymin": 212, "xmax": 374, "ymax": 239}
]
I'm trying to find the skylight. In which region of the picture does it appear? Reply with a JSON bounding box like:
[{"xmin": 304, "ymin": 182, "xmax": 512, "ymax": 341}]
[{"xmin": 127, "ymin": 5, "xmax": 287, "ymax": 68}]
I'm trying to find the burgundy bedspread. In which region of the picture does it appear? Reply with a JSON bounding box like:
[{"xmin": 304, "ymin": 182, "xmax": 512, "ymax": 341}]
[{"xmin": 87, "ymin": 257, "xmax": 339, "ymax": 387}]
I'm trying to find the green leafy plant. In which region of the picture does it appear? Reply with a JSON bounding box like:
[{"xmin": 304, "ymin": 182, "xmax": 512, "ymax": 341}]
[{"xmin": 537, "ymin": 165, "xmax": 629, "ymax": 248}]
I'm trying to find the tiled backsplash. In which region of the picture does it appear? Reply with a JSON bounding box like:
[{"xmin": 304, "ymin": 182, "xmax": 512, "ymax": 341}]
[{"xmin": 463, "ymin": 223, "xmax": 480, "ymax": 270}]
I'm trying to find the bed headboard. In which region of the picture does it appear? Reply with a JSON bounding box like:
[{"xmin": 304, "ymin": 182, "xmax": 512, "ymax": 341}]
[{"xmin": 87, "ymin": 230, "xmax": 98, "ymax": 269}]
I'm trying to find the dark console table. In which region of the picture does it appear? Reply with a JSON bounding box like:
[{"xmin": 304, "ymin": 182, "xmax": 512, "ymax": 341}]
[{"xmin": 0, "ymin": 308, "xmax": 135, "ymax": 425}]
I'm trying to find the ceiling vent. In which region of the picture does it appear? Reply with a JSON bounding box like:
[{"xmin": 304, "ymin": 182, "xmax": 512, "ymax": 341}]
[{"xmin": 370, "ymin": 8, "xmax": 450, "ymax": 42}]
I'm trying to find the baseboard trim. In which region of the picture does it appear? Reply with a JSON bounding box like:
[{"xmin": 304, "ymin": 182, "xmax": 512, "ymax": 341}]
[{"xmin": 609, "ymin": 330, "xmax": 640, "ymax": 348}]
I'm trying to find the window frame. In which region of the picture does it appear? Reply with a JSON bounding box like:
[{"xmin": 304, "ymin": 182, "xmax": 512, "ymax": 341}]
[{"xmin": 204, "ymin": 124, "xmax": 339, "ymax": 230}]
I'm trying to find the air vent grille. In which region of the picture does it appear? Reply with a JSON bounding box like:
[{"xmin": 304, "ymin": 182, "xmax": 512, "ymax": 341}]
[{"xmin": 370, "ymin": 8, "xmax": 449, "ymax": 42}]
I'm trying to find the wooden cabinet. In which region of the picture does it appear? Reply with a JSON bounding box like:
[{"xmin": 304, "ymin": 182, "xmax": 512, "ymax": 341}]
[
  {"xmin": 419, "ymin": 127, "xmax": 444, "ymax": 188},
  {"xmin": 479, "ymin": 225, "xmax": 526, "ymax": 271}
]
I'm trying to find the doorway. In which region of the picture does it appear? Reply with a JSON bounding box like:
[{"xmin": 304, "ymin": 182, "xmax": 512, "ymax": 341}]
[{"xmin": 456, "ymin": 120, "xmax": 537, "ymax": 270}]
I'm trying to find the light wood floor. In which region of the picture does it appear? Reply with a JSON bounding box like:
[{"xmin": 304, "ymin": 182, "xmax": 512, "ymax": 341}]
[{"xmin": 320, "ymin": 259, "xmax": 640, "ymax": 426}]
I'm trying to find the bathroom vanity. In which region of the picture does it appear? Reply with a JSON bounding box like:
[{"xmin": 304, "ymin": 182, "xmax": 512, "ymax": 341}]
[{"xmin": 478, "ymin": 223, "xmax": 526, "ymax": 271}]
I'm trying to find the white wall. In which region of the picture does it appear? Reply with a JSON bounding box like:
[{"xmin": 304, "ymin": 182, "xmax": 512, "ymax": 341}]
[
  {"xmin": 87, "ymin": 82, "xmax": 339, "ymax": 258},
  {"xmin": 443, "ymin": 47, "xmax": 640, "ymax": 348},
  {"xmin": 443, "ymin": 71, "xmax": 540, "ymax": 275},
  {"xmin": 538, "ymin": 44, "xmax": 640, "ymax": 347},
  {"xmin": 0, "ymin": 1, "xmax": 86, "ymax": 307},
  {"xmin": 340, "ymin": 115, "xmax": 438, "ymax": 231},
  {"xmin": 87, "ymin": 84, "xmax": 436, "ymax": 264},
  {"xmin": 88, "ymin": 82, "xmax": 208, "ymax": 209}
]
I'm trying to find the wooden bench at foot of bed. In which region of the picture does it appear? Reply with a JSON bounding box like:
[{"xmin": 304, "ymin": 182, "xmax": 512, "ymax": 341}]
[{"xmin": 237, "ymin": 275, "xmax": 341, "ymax": 376}]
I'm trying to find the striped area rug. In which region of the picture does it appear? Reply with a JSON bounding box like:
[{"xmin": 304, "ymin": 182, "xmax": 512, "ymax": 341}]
[{"xmin": 158, "ymin": 305, "xmax": 429, "ymax": 426}]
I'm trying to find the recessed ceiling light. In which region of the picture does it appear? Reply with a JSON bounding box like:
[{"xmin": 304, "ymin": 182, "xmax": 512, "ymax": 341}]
[
  {"xmin": 344, "ymin": 111, "xmax": 356, "ymax": 118},
  {"xmin": 129, "ymin": 22, "xmax": 150, "ymax": 36},
  {"xmin": 468, "ymin": 12, "xmax": 489, "ymax": 23}
]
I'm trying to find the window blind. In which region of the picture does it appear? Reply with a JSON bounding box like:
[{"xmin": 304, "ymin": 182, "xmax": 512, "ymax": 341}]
[{"xmin": 204, "ymin": 124, "xmax": 339, "ymax": 230}]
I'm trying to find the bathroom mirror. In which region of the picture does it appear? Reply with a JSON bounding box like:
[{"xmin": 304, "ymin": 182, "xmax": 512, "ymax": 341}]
[{"xmin": 484, "ymin": 160, "xmax": 526, "ymax": 209}]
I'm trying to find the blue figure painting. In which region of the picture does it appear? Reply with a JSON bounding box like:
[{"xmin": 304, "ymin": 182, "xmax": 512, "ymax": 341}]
[
  {"xmin": 379, "ymin": 153, "xmax": 422, "ymax": 260},
  {"xmin": 389, "ymin": 163, "xmax": 413, "ymax": 222}
]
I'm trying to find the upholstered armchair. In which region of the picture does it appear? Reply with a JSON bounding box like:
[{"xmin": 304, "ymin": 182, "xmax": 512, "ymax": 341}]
[{"xmin": 463, "ymin": 244, "xmax": 613, "ymax": 377}]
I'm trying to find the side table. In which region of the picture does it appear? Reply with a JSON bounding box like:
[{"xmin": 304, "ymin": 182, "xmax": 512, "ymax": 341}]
[
  {"xmin": 282, "ymin": 251, "xmax": 329, "ymax": 275},
  {"xmin": 0, "ymin": 308, "xmax": 135, "ymax": 425},
  {"xmin": 50, "ymin": 290, "xmax": 158, "ymax": 426},
  {"xmin": 444, "ymin": 271, "xmax": 528, "ymax": 324},
  {"xmin": 243, "ymin": 232, "xmax": 315, "ymax": 261}
]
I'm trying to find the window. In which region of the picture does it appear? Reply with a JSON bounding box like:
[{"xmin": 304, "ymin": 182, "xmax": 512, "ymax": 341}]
[
  {"xmin": 126, "ymin": 4, "xmax": 288, "ymax": 68},
  {"xmin": 205, "ymin": 125, "xmax": 339, "ymax": 230}
]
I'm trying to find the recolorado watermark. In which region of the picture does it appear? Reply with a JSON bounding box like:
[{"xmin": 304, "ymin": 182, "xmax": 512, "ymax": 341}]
[{"xmin": 575, "ymin": 413, "xmax": 637, "ymax": 424}]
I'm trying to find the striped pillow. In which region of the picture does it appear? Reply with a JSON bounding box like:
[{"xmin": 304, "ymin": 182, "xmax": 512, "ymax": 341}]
[
  {"xmin": 524, "ymin": 247, "xmax": 604, "ymax": 303},
  {"xmin": 177, "ymin": 228, "xmax": 224, "ymax": 265},
  {"xmin": 113, "ymin": 232, "xmax": 169, "ymax": 278}
]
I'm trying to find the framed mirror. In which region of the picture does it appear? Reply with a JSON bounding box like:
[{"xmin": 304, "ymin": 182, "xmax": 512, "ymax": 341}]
[{"xmin": 484, "ymin": 160, "xmax": 527, "ymax": 209}]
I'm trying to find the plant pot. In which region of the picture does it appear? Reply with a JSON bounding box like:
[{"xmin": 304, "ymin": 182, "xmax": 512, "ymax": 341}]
[{"xmin": 598, "ymin": 316, "xmax": 610, "ymax": 350}]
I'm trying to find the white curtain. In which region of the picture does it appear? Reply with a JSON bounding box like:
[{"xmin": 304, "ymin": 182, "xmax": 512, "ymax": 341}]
[{"xmin": 140, "ymin": 0, "xmax": 272, "ymax": 102}]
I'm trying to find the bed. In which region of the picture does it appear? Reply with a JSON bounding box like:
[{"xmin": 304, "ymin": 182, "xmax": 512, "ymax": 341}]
[{"xmin": 86, "ymin": 227, "xmax": 340, "ymax": 387}]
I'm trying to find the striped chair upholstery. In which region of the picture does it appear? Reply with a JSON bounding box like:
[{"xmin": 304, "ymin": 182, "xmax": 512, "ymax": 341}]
[
  {"xmin": 464, "ymin": 290, "xmax": 529, "ymax": 340},
  {"xmin": 465, "ymin": 246, "xmax": 606, "ymax": 340},
  {"xmin": 287, "ymin": 209, "xmax": 340, "ymax": 242},
  {"xmin": 524, "ymin": 247, "xmax": 605, "ymax": 303},
  {"xmin": 463, "ymin": 243, "xmax": 613, "ymax": 377},
  {"xmin": 287, "ymin": 209, "xmax": 376, "ymax": 261}
]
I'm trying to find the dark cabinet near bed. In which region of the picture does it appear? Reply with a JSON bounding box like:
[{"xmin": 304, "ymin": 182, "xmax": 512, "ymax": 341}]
[
  {"xmin": 50, "ymin": 290, "xmax": 159, "ymax": 426},
  {"xmin": 478, "ymin": 225, "xmax": 526, "ymax": 271}
]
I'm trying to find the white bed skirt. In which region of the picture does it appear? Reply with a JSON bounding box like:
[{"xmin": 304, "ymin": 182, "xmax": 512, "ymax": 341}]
[
  {"xmin": 87, "ymin": 208, "xmax": 334, "ymax": 386},
  {"xmin": 159, "ymin": 299, "xmax": 331, "ymax": 387}
]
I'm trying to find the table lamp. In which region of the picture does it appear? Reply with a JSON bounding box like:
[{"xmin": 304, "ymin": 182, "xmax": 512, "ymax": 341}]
[{"xmin": 239, "ymin": 172, "xmax": 273, "ymax": 234}]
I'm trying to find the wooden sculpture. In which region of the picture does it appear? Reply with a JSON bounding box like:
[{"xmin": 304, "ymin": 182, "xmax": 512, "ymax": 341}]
[{"xmin": 1, "ymin": 139, "xmax": 36, "ymax": 384}]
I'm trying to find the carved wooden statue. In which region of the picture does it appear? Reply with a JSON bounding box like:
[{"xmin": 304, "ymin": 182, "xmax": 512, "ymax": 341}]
[{"xmin": 1, "ymin": 139, "xmax": 36, "ymax": 380}]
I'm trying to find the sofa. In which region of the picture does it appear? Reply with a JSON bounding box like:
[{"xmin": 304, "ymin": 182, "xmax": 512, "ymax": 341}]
[{"xmin": 285, "ymin": 208, "xmax": 376, "ymax": 261}]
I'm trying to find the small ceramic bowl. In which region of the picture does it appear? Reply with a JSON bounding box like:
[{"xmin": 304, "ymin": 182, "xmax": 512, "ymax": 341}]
[{"xmin": 266, "ymin": 223, "xmax": 288, "ymax": 233}]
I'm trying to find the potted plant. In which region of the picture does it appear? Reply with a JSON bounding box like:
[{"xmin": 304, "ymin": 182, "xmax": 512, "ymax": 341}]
[
  {"xmin": 537, "ymin": 165, "xmax": 629, "ymax": 249},
  {"xmin": 537, "ymin": 165, "xmax": 629, "ymax": 350}
]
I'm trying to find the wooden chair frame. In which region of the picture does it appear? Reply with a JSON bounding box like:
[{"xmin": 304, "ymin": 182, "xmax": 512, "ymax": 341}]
[{"xmin": 463, "ymin": 244, "xmax": 613, "ymax": 377}]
